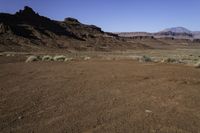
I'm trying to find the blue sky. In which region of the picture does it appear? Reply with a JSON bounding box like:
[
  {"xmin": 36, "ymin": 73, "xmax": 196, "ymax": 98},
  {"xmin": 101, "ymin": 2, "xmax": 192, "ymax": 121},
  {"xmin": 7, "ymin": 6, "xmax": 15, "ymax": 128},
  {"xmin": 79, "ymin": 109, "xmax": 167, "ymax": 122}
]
[{"xmin": 0, "ymin": 0, "xmax": 200, "ymax": 32}]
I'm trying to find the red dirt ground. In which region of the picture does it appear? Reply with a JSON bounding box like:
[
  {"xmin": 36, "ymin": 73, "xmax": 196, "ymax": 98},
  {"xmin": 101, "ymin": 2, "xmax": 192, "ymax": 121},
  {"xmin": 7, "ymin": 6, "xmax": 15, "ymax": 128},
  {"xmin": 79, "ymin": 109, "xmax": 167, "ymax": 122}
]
[{"xmin": 1, "ymin": 59, "xmax": 200, "ymax": 133}]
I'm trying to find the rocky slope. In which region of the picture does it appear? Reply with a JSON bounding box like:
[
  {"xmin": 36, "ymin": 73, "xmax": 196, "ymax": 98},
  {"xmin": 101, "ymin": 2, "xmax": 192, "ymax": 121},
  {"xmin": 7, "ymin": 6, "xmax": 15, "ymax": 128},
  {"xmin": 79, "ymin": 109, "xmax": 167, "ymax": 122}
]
[{"xmin": 0, "ymin": 6, "xmax": 147, "ymax": 52}]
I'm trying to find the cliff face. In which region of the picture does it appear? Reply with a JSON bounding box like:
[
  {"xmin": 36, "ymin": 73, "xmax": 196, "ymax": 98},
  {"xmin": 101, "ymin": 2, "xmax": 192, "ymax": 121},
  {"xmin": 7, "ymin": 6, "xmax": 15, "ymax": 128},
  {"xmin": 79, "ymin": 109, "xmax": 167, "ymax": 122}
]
[{"xmin": 1, "ymin": 6, "xmax": 145, "ymax": 52}]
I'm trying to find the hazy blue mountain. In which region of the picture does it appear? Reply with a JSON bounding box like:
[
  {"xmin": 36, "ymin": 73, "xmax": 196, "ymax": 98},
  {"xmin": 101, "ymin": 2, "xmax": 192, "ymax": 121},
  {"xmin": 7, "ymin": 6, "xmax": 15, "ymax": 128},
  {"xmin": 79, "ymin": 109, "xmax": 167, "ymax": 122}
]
[
  {"xmin": 117, "ymin": 27, "xmax": 200, "ymax": 39},
  {"xmin": 160, "ymin": 27, "xmax": 191, "ymax": 33},
  {"xmin": 192, "ymin": 31, "xmax": 200, "ymax": 39}
]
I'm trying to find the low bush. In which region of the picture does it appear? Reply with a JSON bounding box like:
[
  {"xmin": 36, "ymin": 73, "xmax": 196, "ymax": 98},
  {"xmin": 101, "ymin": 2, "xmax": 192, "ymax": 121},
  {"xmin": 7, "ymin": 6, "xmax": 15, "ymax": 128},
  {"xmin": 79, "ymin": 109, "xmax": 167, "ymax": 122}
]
[
  {"xmin": 25, "ymin": 55, "xmax": 39, "ymax": 63},
  {"xmin": 161, "ymin": 58, "xmax": 176, "ymax": 63},
  {"xmin": 64, "ymin": 58, "xmax": 73, "ymax": 62},
  {"xmin": 53, "ymin": 55, "xmax": 66, "ymax": 61},
  {"xmin": 42, "ymin": 55, "xmax": 53, "ymax": 61},
  {"xmin": 139, "ymin": 55, "xmax": 152, "ymax": 62},
  {"xmin": 194, "ymin": 61, "xmax": 200, "ymax": 68},
  {"xmin": 84, "ymin": 56, "xmax": 91, "ymax": 61}
]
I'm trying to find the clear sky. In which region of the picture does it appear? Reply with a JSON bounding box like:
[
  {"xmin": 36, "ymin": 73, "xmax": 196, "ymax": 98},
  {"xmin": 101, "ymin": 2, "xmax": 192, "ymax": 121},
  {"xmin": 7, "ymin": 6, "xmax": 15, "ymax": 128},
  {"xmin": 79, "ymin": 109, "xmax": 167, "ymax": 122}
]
[{"xmin": 0, "ymin": 0, "xmax": 200, "ymax": 32}]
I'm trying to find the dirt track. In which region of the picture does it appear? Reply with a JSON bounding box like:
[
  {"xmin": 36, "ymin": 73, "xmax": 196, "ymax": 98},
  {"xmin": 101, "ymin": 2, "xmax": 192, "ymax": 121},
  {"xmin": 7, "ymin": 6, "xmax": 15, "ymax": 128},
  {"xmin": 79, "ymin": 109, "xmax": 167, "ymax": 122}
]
[{"xmin": 1, "ymin": 60, "xmax": 200, "ymax": 133}]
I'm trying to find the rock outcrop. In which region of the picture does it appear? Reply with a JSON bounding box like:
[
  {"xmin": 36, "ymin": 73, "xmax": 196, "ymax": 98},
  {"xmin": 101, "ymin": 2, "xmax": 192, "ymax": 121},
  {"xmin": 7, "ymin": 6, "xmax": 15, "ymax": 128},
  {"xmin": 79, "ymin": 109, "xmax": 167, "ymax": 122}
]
[
  {"xmin": 0, "ymin": 23, "xmax": 11, "ymax": 34},
  {"xmin": 0, "ymin": 6, "xmax": 144, "ymax": 51}
]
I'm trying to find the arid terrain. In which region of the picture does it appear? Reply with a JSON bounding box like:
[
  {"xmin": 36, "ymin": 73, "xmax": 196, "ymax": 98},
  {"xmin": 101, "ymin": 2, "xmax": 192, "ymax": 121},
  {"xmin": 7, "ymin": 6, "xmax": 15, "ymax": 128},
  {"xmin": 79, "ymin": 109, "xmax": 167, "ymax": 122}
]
[
  {"xmin": 0, "ymin": 50, "xmax": 200, "ymax": 133},
  {"xmin": 1, "ymin": 6, "xmax": 200, "ymax": 133},
  {"xmin": 1, "ymin": 6, "xmax": 200, "ymax": 52}
]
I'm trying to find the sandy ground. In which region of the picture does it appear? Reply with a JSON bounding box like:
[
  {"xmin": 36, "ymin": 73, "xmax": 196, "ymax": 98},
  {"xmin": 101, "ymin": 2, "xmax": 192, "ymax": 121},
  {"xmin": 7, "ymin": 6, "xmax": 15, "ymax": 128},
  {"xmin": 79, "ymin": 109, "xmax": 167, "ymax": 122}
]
[{"xmin": 0, "ymin": 59, "xmax": 200, "ymax": 133}]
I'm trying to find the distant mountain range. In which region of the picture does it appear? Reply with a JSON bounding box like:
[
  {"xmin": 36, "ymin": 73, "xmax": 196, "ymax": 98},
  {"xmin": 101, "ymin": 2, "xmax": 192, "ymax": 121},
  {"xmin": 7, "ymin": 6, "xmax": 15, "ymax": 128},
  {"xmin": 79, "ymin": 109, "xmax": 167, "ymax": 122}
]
[
  {"xmin": 117, "ymin": 27, "xmax": 200, "ymax": 39},
  {"xmin": 0, "ymin": 6, "xmax": 200, "ymax": 52},
  {"xmin": 160, "ymin": 27, "xmax": 191, "ymax": 33}
]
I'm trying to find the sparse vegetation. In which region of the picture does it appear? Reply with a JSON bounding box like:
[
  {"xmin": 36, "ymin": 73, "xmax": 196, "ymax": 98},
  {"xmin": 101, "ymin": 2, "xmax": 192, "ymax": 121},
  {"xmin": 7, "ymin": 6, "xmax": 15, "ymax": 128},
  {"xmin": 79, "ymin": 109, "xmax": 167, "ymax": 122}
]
[
  {"xmin": 139, "ymin": 55, "xmax": 152, "ymax": 62},
  {"xmin": 42, "ymin": 55, "xmax": 53, "ymax": 61},
  {"xmin": 64, "ymin": 57, "xmax": 73, "ymax": 62},
  {"xmin": 161, "ymin": 58, "xmax": 176, "ymax": 63},
  {"xmin": 194, "ymin": 61, "xmax": 200, "ymax": 68},
  {"xmin": 84, "ymin": 56, "xmax": 91, "ymax": 60},
  {"xmin": 23, "ymin": 55, "xmax": 86, "ymax": 62},
  {"xmin": 25, "ymin": 55, "xmax": 39, "ymax": 63},
  {"xmin": 53, "ymin": 55, "xmax": 66, "ymax": 61},
  {"xmin": 20, "ymin": 50, "xmax": 200, "ymax": 66}
]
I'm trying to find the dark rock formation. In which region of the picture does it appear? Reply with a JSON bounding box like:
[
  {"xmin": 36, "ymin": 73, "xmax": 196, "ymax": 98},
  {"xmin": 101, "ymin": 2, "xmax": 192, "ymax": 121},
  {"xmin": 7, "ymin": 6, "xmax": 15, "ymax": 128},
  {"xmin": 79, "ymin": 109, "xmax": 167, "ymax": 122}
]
[
  {"xmin": 0, "ymin": 6, "xmax": 144, "ymax": 51},
  {"xmin": 64, "ymin": 17, "xmax": 80, "ymax": 24},
  {"xmin": 0, "ymin": 23, "xmax": 11, "ymax": 34},
  {"xmin": 16, "ymin": 6, "xmax": 38, "ymax": 16}
]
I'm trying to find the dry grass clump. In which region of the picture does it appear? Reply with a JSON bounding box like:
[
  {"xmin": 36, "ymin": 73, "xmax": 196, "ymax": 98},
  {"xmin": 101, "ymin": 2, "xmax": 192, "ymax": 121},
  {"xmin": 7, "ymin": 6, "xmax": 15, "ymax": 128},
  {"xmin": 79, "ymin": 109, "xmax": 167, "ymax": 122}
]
[
  {"xmin": 53, "ymin": 55, "xmax": 66, "ymax": 61},
  {"xmin": 64, "ymin": 57, "xmax": 74, "ymax": 62},
  {"xmin": 42, "ymin": 55, "xmax": 53, "ymax": 61},
  {"xmin": 84, "ymin": 56, "xmax": 91, "ymax": 61},
  {"xmin": 161, "ymin": 58, "xmax": 186, "ymax": 64},
  {"xmin": 161, "ymin": 58, "xmax": 175, "ymax": 63},
  {"xmin": 25, "ymin": 55, "xmax": 39, "ymax": 63},
  {"xmin": 25, "ymin": 55, "xmax": 88, "ymax": 62},
  {"xmin": 194, "ymin": 61, "xmax": 200, "ymax": 68},
  {"xmin": 25, "ymin": 55, "xmax": 75, "ymax": 62},
  {"xmin": 139, "ymin": 55, "xmax": 152, "ymax": 63}
]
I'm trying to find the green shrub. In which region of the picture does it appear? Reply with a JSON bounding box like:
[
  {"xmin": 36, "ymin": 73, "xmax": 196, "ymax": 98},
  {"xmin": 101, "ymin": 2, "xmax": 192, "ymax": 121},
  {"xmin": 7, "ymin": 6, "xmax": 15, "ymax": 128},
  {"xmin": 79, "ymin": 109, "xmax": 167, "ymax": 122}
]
[{"xmin": 25, "ymin": 55, "xmax": 39, "ymax": 63}]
